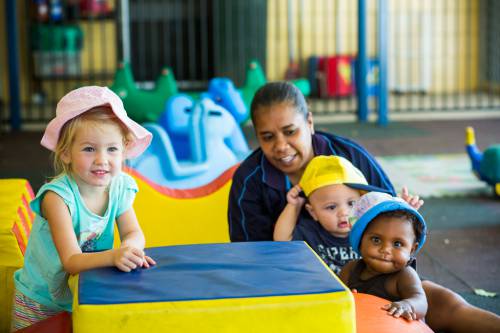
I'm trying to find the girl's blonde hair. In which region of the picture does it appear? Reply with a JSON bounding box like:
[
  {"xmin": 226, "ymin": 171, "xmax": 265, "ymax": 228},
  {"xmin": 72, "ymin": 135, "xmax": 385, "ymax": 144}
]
[{"xmin": 53, "ymin": 106, "xmax": 134, "ymax": 177}]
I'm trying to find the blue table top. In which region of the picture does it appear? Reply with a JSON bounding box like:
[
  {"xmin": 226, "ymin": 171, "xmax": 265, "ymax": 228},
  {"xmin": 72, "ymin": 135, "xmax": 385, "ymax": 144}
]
[{"xmin": 78, "ymin": 241, "xmax": 345, "ymax": 305}]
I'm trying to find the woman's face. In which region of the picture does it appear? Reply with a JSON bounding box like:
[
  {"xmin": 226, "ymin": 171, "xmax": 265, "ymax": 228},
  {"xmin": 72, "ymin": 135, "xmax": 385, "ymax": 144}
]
[{"xmin": 253, "ymin": 102, "xmax": 314, "ymax": 182}]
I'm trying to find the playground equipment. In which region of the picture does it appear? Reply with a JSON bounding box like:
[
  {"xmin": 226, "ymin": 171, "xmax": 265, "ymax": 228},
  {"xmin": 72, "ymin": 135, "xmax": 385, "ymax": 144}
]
[
  {"xmin": 110, "ymin": 62, "xmax": 249, "ymax": 125},
  {"xmin": 158, "ymin": 94, "xmax": 250, "ymax": 162},
  {"xmin": 465, "ymin": 127, "xmax": 500, "ymax": 196},
  {"xmin": 110, "ymin": 62, "xmax": 178, "ymax": 123},
  {"xmin": 205, "ymin": 78, "xmax": 248, "ymax": 124},
  {"xmin": 239, "ymin": 59, "xmax": 311, "ymax": 115},
  {"xmin": 353, "ymin": 293, "xmax": 432, "ymax": 333},
  {"xmin": 72, "ymin": 242, "xmax": 355, "ymax": 333},
  {"xmin": 129, "ymin": 97, "xmax": 250, "ymax": 189},
  {"xmin": 0, "ymin": 179, "xmax": 35, "ymax": 332},
  {"xmin": 121, "ymin": 166, "xmax": 235, "ymax": 247}
]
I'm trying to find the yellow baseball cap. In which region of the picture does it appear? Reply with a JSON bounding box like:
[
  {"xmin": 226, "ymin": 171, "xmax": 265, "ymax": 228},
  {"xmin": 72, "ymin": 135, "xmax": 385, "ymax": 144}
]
[{"xmin": 299, "ymin": 155, "xmax": 387, "ymax": 197}]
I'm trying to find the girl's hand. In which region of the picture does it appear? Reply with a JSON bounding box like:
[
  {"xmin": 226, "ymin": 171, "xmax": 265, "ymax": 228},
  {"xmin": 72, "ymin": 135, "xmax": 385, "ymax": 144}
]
[
  {"xmin": 287, "ymin": 184, "xmax": 306, "ymax": 207},
  {"xmin": 382, "ymin": 300, "xmax": 417, "ymax": 321},
  {"xmin": 113, "ymin": 246, "xmax": 146, "ymax": 272},
  {"xmin": 399, "ymin": 187, "xmax": 424, "ymax": 210},
  {"xmin": 141, "ymin": 255, "xmax": 156, "ymax": 268}
]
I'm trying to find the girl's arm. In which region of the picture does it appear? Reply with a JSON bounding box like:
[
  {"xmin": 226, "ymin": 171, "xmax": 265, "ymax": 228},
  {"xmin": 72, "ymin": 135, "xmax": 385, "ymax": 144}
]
[
  {"xmin": 115, "ymin": 208, "xmax": 145, "ymax": 249},
  {"xmin": 43, "ymin": 192, "xmax": 149, "ymax": 274},
  {"xmin": 273, "ymin": 185, "xmax": 305, "ymax": 241},
  {"xmin": 116, "ymin": 207, "xmax": 156, "ymax": 268},
  {"xmin": 383, "ymin": 267, "xmax": 428, "ymax": 320}
]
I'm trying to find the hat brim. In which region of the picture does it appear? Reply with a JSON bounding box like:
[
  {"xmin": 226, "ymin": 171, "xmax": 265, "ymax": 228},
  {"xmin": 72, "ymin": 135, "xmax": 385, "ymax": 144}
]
[
  {"xmin": 349, "ymin": 200, "xmax": 427, "ymax": 255},
  {"xmin": 344, "ymin": 183, "xmax": 393, "ymax": 194},
  {"xmin": 41, "ymin": 99, "xmax": 152, "ymax": 159}
]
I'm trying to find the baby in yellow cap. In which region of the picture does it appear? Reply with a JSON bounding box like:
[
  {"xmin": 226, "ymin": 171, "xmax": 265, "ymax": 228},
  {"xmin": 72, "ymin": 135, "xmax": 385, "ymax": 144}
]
[{"xmin": 274, "ymin": 155, "xmax": 390, "ymax": 274}]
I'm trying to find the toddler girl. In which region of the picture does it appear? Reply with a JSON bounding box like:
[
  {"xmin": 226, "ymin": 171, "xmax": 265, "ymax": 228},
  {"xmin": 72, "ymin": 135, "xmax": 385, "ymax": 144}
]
[{"xmin": 12, "ymin": 86, "xmax": 155, "ymax": 330}]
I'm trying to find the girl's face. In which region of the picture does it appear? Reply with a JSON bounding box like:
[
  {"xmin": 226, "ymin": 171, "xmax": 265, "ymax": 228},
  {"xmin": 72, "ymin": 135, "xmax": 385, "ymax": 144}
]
[
  {"xmin": 62, "ymin": 122, "xmax": 126, "ymax": 191},
  {"xmin": 253, "ymin": 102, "xmax": 314, "ymax": 182},
  {"xmin": 359, "ymin": 216, "xmax": 418, "ymax": 276},
  {"xmin": 306, "ymin": 184, "xmax": 360, "ymax": 238}
]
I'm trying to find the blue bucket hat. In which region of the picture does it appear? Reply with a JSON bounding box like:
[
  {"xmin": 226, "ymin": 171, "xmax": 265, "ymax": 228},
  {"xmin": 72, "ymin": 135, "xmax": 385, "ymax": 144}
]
[{"xmin": 349, "ymin": 192, "xmax": 427, "ymax": 255}]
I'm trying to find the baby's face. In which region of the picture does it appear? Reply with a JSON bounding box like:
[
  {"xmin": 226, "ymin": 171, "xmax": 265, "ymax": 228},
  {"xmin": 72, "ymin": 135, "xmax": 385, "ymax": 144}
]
[
  {"xmin": 307, "ymin": 184, "xmax": 361, "ymax": 238},
  {"xmin": 359, "ymin": 216, "xmax": 417, "ymax": 274}
]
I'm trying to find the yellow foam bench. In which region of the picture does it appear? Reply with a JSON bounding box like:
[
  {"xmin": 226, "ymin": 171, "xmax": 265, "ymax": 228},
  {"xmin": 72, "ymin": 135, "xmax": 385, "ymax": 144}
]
[
  {"xmin": 0, "ymin": 179, "xmax": 35, "ymax": 332},
  {"xmin": 71, "ymin": 242, "xmax": 355, "ymax": 333}
]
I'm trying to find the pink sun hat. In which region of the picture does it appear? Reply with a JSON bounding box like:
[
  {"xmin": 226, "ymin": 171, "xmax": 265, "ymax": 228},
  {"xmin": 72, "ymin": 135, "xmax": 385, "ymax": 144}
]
[{"xmin": 41, "ymin": 86, "xmax": 152, "ymax": 159}]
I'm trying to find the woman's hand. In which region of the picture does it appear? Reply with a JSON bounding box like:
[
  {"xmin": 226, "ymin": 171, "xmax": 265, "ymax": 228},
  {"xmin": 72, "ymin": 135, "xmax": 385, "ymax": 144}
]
[
  {"xmin": 287, "ymin": 184, "xmax": 306, "ymax": 207},
  {"xmin": 399, "ymin": 187, "xmax": 424, "ymax": 210},
  {"xmin": 382, "ymin": 300, "xmax": 417, "ymax": 321}
]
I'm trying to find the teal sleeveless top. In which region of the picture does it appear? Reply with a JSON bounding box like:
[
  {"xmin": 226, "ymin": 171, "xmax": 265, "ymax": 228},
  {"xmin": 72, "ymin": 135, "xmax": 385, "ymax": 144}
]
[{"xmin": 14, "ymin": 172, "xmax": 138, "ymax": 312}]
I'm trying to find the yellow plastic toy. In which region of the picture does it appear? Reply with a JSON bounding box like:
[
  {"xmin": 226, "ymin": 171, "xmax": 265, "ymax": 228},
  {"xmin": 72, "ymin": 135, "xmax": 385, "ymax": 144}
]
[
  {"xmin": 0, "ymin": 179, "xmax": 35, "ymax": 332},
  {"xmin": 121, "ymin": 165, "xmax": 237, "ymax": 247}
]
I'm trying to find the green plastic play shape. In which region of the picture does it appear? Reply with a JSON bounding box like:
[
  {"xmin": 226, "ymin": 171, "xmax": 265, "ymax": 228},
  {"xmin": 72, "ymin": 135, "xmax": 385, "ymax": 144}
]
[
  {"xmin": 110, "ymin": 62, "xmax": 178, "ymax": 123},
  {"xmin": 480, "ymin": 145, "xmax": 500, "ymax": 184},
  {"xmin": 239, "ymin": 60, "xmax": 311, "ymax": 123}
]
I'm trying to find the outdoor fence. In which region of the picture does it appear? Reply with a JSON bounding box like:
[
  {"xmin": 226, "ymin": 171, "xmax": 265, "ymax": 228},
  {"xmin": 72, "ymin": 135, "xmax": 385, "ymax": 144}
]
[{"xmin": 2, "ymin": 0, "xmax": 499, "ymax": 129}]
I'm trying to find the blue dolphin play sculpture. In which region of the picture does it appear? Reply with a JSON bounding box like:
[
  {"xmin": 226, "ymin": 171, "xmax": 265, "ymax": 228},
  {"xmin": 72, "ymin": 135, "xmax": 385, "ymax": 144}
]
[{"xmin": 129, "ymin": 97, "xmax": 250, "ymax": 189}]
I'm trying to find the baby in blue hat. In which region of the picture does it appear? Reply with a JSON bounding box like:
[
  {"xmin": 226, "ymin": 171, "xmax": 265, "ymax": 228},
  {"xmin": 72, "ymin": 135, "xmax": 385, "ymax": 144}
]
[{"xmin": 339, "ymin": 191, "xmax": 428, "ymax": 321}]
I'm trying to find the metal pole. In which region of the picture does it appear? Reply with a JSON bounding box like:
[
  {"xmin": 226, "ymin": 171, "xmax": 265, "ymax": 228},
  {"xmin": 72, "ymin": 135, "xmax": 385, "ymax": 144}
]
[
  {"xmin": 120, "ymin": 0, "xmax": 131, "ymax": 63},
  {"xmin": 357, "ymin": 0, "xmax": 368, "ymax": 122},
  {"xmin": 6, "ymin": 0, "xmax": 21, "ymax": 131},
  {"xmin": 377, "ymin": 0, "xmax": 389, "ymax": 126}
]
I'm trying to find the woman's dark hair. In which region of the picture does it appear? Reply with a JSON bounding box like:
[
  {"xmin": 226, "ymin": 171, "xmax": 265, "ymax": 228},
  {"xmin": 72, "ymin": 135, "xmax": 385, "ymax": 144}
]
[{"xmin": 250, "ymin": 81, "xmax": 308, "ymax": 124}]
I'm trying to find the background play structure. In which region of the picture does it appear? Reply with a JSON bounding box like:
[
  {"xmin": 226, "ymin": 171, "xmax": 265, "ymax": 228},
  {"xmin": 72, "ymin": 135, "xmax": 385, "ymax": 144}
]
[
  {"xmin": 466, "ymin": 127, "xmax": 500, "ymax": 197},
  {"xmin": 128, "ymin": 97, "xmax": 249, "ymax": 189},
  {"xmin": 109, "ymin": 60, "xmax": 310, "ymax": 125},
  {"xmin": 111, "ymin": 59, "xmax": 309, "ymax": 189}
]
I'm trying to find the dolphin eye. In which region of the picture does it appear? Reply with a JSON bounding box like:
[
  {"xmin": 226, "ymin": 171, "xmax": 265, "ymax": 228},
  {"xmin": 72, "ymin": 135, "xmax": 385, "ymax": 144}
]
[
  {"xmin": 184, "ymin": 107, "xmax": 192, "ymax": 113},
  {"xmin": 208, "ymin": 110, "xmax": 222, "ymax": 116}
]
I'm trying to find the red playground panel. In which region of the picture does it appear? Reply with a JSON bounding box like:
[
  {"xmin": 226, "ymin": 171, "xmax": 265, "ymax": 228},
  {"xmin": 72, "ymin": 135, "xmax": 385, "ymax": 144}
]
[{"xmin": 319, "ymin": 55, "xmax": 354, "ymax": 98}]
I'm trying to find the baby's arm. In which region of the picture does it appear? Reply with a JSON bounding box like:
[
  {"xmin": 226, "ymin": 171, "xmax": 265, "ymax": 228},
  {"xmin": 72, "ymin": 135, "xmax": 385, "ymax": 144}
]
[
  {"xmin": 383, "ymin": 267, "xmax": 427, "ymax": 320},
  {"xmin": 273, "ymin": 185, "xmax": 306, "ymax": 241},
  {"xmin": 339, "ymin": 260, "xmax": 356, "ymax": 284}
]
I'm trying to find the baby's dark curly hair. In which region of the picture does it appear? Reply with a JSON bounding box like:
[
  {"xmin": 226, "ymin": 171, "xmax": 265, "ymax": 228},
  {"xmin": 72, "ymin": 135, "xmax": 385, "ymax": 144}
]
[{"xmin": 376, "ymin": 210, "xmax": 425, "ymax": 244}]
